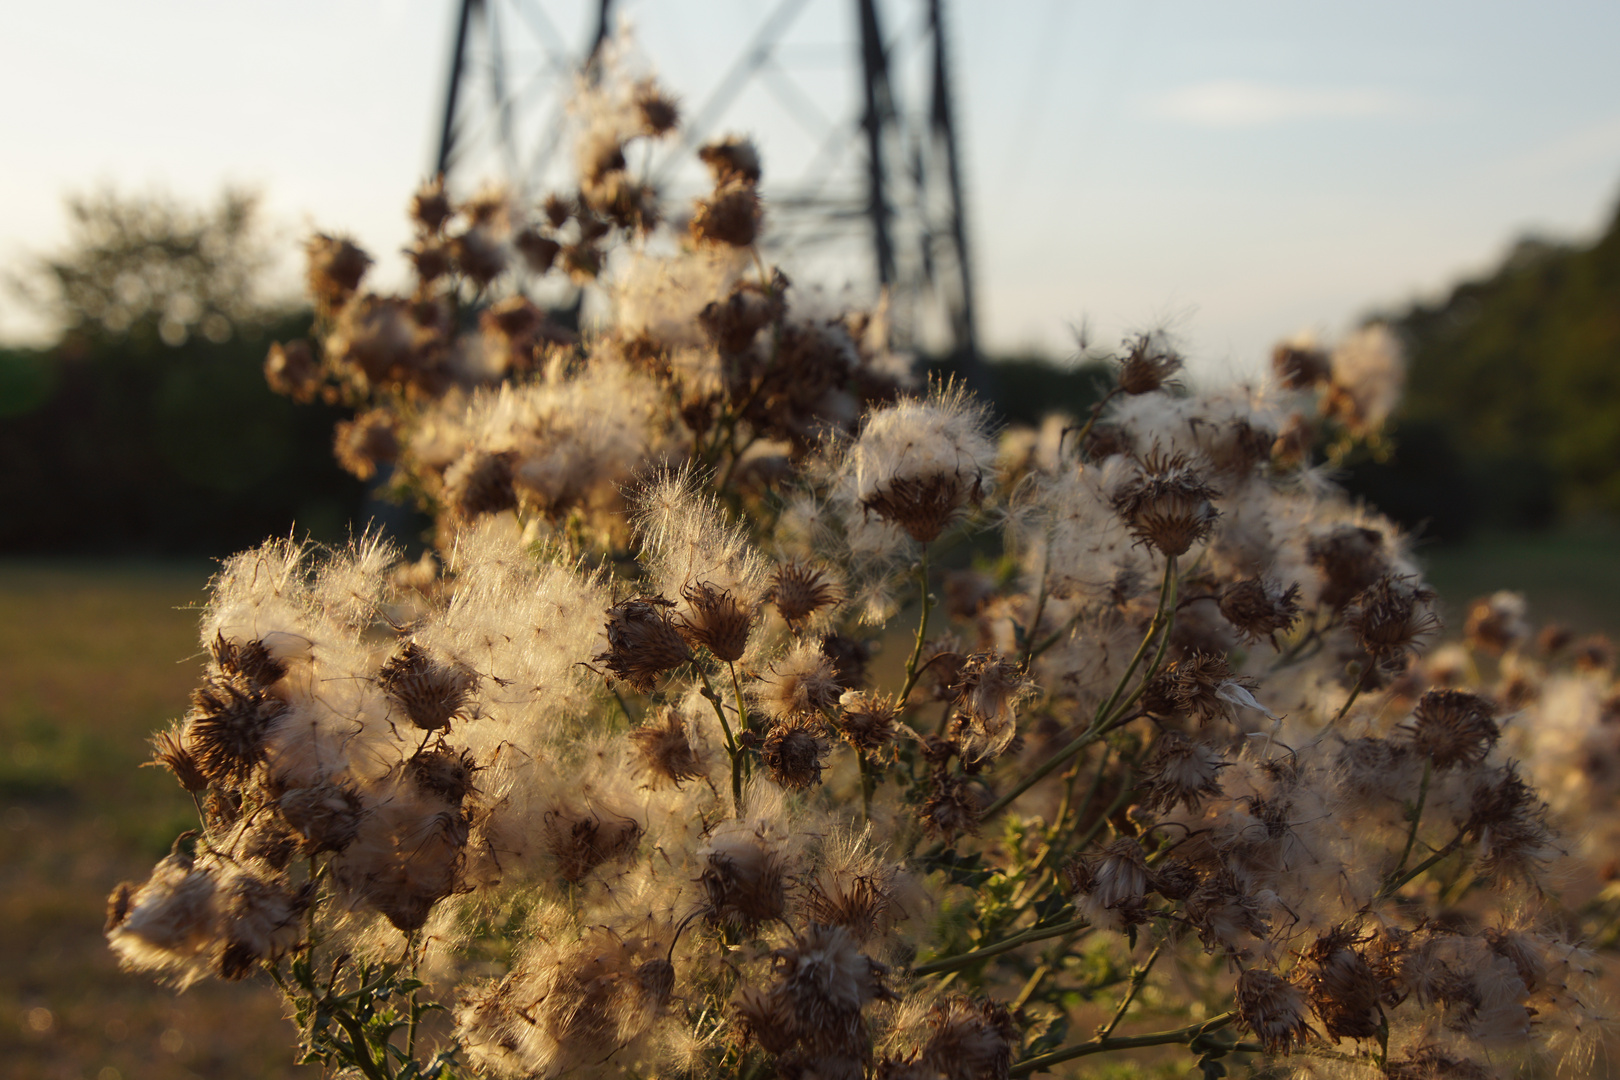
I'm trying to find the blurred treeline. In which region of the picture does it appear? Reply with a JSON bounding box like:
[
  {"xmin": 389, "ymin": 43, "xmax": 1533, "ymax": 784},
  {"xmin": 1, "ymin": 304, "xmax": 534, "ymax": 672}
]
[
  {"xmin": 1345, "ymin": 195, "xmax": 1620, "ymax": 542},
  {"xmin": 4, "ymin": 186, "xmax": 1618, "ymax": 555},
  {"xmin": 0, "ymin": 191, "xmax": 365, "ymax": 556}
]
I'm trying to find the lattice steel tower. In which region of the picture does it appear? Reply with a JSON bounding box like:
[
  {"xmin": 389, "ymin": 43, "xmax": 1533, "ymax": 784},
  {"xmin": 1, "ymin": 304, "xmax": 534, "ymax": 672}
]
[{"xmin": 432, "ymin": 0, "xmax": 978, "ymax": 369}]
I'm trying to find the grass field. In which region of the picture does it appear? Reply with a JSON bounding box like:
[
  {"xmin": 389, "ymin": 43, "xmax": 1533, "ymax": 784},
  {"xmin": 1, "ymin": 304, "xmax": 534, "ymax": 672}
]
[
  {"xmin": 0, "ymin": 562, "xmax": 311, "ymax": 1080},
  {"xmin": 0, "ymin": 533, "xmax": 1613, "ymax": 1079}
]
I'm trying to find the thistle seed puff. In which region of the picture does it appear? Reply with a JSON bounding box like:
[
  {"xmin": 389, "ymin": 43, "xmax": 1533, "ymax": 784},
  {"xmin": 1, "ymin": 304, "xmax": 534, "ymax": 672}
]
[
  {"xmin": 1463, "ymin": 591, "xmax": 1530, "ymax": 656},
  {"xmin": 443, "ymin": 449, "xmax": 518, "ymax": 521},
  {"xmin": 628, "ymin": 708, "xmax": 706, "ymax": 787},
  {"xmin": 263, "ymin": 339, "xmax": 321, "ymax": 402},
  {"xmin": 277, "ymin": 783, "xmax": 364, "ymax": 855},
  {"xmin": 1219, "ymin": 577, "xmax": 1302, "ymax": 645},
  {"xmin": 690, "ymin": 181, "xmax": 761, "ymax": 248},
  {"xmin": 700, "ymin": 828, "xmax": 788, "ymax": 930},
  {"xmin": 377, "ymin": 641, "xmax": 479, "ymax": 732},
  {"xmin": 698, "ymin": 136, "xmax": 763, "ymax": 186},
  {"xmin": 332, "ymin": 408, "xmax": 400, "ymax": 481},
  {"xmin": 850, "ymin": 385, "xmax": 997, "ymax": 544},
  {"xmin": 543, "ymin": 807, "xmax": 644, "ymax": 883},
  {"xmin": 305, "ymin": 234, "xmax": 371, "ymax": 306},
  {"xmin": 405, "ymin": 745, "xmax": 481, "ymax": 805},
  {"xmin": 912, "ymin": 995, "xmax": 1020, "ymax": 1080},
  {"xmin": 1236, "ymin": 967, "xmax": 1312, "ymax": 1054},
  {"xmin": 1140, "ymin": 730, "xmax": 1225, "ymax": 812},
  {"xmin": 947, "ymin": 652, "xmax": 1033, "ymax": 761},
  {"xmin": 1110, "ymin": 451, "xmax": 1220, "ymax": 557},
  {"xmin": 409, "ymin": 176, "xmax": 453, "ymax": 232},
  {"xmin": 1403, "ymin": 690, "xmax": 1499, "ymax": 770},
  {"xmin": 1345, "ymin": 574, "xmax": 1440, "ymax": 668},
  {"xmin": 1301, "ymin": 927, "xmax": 1383, "ymax": 1042},
  {"xmin": 595, "ymin": 596, "xmax": 692, "ymax": 694}
]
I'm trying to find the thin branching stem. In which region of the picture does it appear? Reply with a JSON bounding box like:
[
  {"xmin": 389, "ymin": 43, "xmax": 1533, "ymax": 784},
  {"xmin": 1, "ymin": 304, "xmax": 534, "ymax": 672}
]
[
  {"xmin": 912, "ymin": 917, "xmax": 1090, "ymax": 977},
  {"xmin": 1008, "ymin": 1011, "xmax": 1236, "ymax": 1078},
  {"xmin": 979, "ymin": 557, "xmax": 1177, "ymax": 823},
  {"xmin": 898, "ymin": 545, "xmax": 933, "ymax": 705},
  {"xmin": 1098, "ymin": 942, "xmax": 1162, "ymax": 1040}
]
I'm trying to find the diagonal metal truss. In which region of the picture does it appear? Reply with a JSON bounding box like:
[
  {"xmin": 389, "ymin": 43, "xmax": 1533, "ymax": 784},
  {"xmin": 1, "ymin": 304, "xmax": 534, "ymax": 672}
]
[{"xmin": 433, "ymin": 0, "xmax": 978, "ymax": 368}]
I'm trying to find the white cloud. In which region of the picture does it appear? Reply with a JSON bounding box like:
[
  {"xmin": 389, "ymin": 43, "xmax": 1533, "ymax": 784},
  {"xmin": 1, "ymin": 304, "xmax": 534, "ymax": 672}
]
[{"xmin": 1149, "ymin": 80, "xmax": 1409, "ymax": 128}]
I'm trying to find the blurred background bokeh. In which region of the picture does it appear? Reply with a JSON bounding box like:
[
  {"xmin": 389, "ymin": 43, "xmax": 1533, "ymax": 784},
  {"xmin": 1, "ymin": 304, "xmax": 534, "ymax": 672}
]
[{"xmin": 3, "ymin": 2, "xmax": 1619, "ymax": 1077}]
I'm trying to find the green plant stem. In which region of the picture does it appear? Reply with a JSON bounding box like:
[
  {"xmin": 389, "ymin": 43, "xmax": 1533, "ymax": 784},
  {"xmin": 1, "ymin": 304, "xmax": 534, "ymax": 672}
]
[
  {"xmin": 1020, "ymin": 578, "xmax": 1050, "ymax": 670},
  {"xmin": 1376, "ymin": 829, "xmax": 1468, "ymax": 901},
  {"xmin": 979, "ymin": 558, "xmax": 1177, "ymax": 823},
  {"xmin": 1098, "ymin": 943, "xmax": 1162, "ymax": 1040},
  {"xmin": 1330, "ymin": 666, "xmax": 1369, "ymax": 725},
  {"xmin": 912, "ymin": 917, "xmax": 1090, "ymax": 977},
  {"xmin": 694, "ymin": 663, "xmax": 744, "ymax": 811},
  {"xmin": 1008, "ymin": 1011, "xmax": 1236, "ymax": 1078},
  {"xmin": 856, "ymin": 749, "xmax": 872, "ymax": 823},
  {"xmin": 898, "ymin": 545, "xmax": 933, "ymax": 704},
  {"xmin": 1390, "ymin": 760, "xmax": 1433, "ymax": 883}
]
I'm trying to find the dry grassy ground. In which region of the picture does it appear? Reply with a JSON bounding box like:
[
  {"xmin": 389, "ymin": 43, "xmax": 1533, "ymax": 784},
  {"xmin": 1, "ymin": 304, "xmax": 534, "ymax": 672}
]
[
  {"xmin": 0, "ymin": 538, "xmax": 1613, "ymax": 1080},
  {"xmin": 0, "ymin": 562, "xmax": 310, "ymax": 1080}
]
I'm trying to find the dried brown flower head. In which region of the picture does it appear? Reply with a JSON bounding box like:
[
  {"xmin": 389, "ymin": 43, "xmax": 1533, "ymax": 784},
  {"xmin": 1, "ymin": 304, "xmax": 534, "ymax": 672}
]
[
  {"xmin": 1117, "ymin": 332, "xmax": 1183, "ymax": 395},
  {"xmin": 700, "ymin": 277, "xmax": 785, "ymax": 354},
  {"xmin": 206, "ymin": 633, "xmax": 285, "ymax": 688},
  {"xmin": 1110, "ymin": 451, "xmax": 1220, "ymax": 557},
  {"xmin": 544, "ymin": 807, "xmax": 643, "ymax": 883},
  {"xmin": 690, "ymin": 181, "xmax": 761, "ymax": 248},
  {"xmin": 443, "ymin": 449, "xmax": 518, "ymax": 521},
  {"xmin": 305, "ymin": 234, "xmax": 371, "ymax": 307},
  {"xmin": 1272, "ymin": 341, "xmax": 1332, "ymax": 389},
  {"xmin": 409, "ymin": 177, "xmax": 453, "ymax": 233},
  {"xmin": 1307, "ymin": 525, "xmax": 1388, "ymax": 610},
  {"xmin": 1140, "ymin": 731, "xmax": 1225, "ymax": 812},
  {"xmin": 946, "ymin": 652, "xmax": 1032, "ymax": 761},
  {"xmin": 907, "ymin": 995, "xmax": 1018, "ymax": 1080},
  {"xmin": 513, "ymin": 227, "xmax": 561, "ymax": 275},
  {"xmin": 263, "ymin": 339, "xmax": 321, "ymax": 402},
  {"xmin": 1403, "ymin": 690, "xmax": 1499, "ymax": 770},
  {"xmin": 1573, "ymin": 634, "xmax": 1613, "ymax": 672},
  {"xmin": 760, "ymin": 716, "xmax": 830, "ymax": 790},
  {"xmin": 920, "ymin": 769, "xmax": 983, "ymax": 842},
  {"xmin": 1463, "ymin": 592, "xmax": 1529, "ymax": 656},
  {"xmin": 1219, "ymin": 578, "xmax": 1302, "ymax": 646},
  {"xmin": 332, "ymin": 409, "xmax": 400, "ymax": 481},
  {"xmin": 184, "ymin": 673, "xmax": 287, "ymax": 785},
  {"xmin": 628, "ymin": 708, "xmax": 705, "ymax": 787},
  {"xmin": 1065, "ymin": 837, "xmax": 1153, "ymax": 927},
  {"xmin": 768, "ymin": 560, "xmax": 841, "ymax": 627},
  {"xmin": 407, "ymin": 235, "xmax": 451, "ymax": 282},
  {"xmin": 277, "ymin": 783, "xmax": 364, "ymax": 855},
  {"xmin": 698, "ymin": 136, "xmax": 762, "ymax": 186},
  {"xmin": 700, "ymin": 829, "xmax": 787, "ymax": 930},
  {"xmin": 1236, "ymin": 967, "xmax": 1312, "ymax": 1054},
  {"xmin": 377, "ymin": 641, "xmax": 479, "ymax": 732},
  {"xmin": 633, "ymin": 78, "xmax": 680, "ymax": 136},
  {"xmin": 448, "ymin": 226, "xmax": 506, "ymax": 285},
  {"xmin": 1346, "ymin": 575, "xmax": 1439, "ymax": 668},
  {"xmin": 1301, "ymin": 926, "xmax": 1382, "ymax": 1042},
  {"xmin": 676, "ymin": 581, "xmax": 753, "ymax": 662},
  {"xmin": 405, "ymin": 746, "xmax": 481, "ymax": 805},
  {"xmin": 594, "ymin": 597, "xmax": 691, "ymax": 694},
  {"xmin": 1157, "ymin": 651, "xmax": 1258, "ymax": 725},
  {"xmin": 834, "ymin": 691, "xmax": 899, "ymax": 756},
  {"xmin": 863, "ymin": 471, "xmax": 986, "ymax": 544},
  {"xmin": 147, "ymin": 725, "xmax": 209, "ymax": 793}
]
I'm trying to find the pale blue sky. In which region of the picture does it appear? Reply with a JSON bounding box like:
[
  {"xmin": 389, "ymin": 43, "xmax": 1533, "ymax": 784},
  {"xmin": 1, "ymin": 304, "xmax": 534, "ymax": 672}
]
[{"xmin": 4, "ymin": 1, "xmax": 1619, "ymax": 379}]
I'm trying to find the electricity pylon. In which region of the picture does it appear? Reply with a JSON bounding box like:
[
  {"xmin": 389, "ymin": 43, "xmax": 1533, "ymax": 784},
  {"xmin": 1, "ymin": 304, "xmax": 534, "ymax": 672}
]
[{"xmin": 433, "ymin": 0, "xmax": 978, "ymax": 369}]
